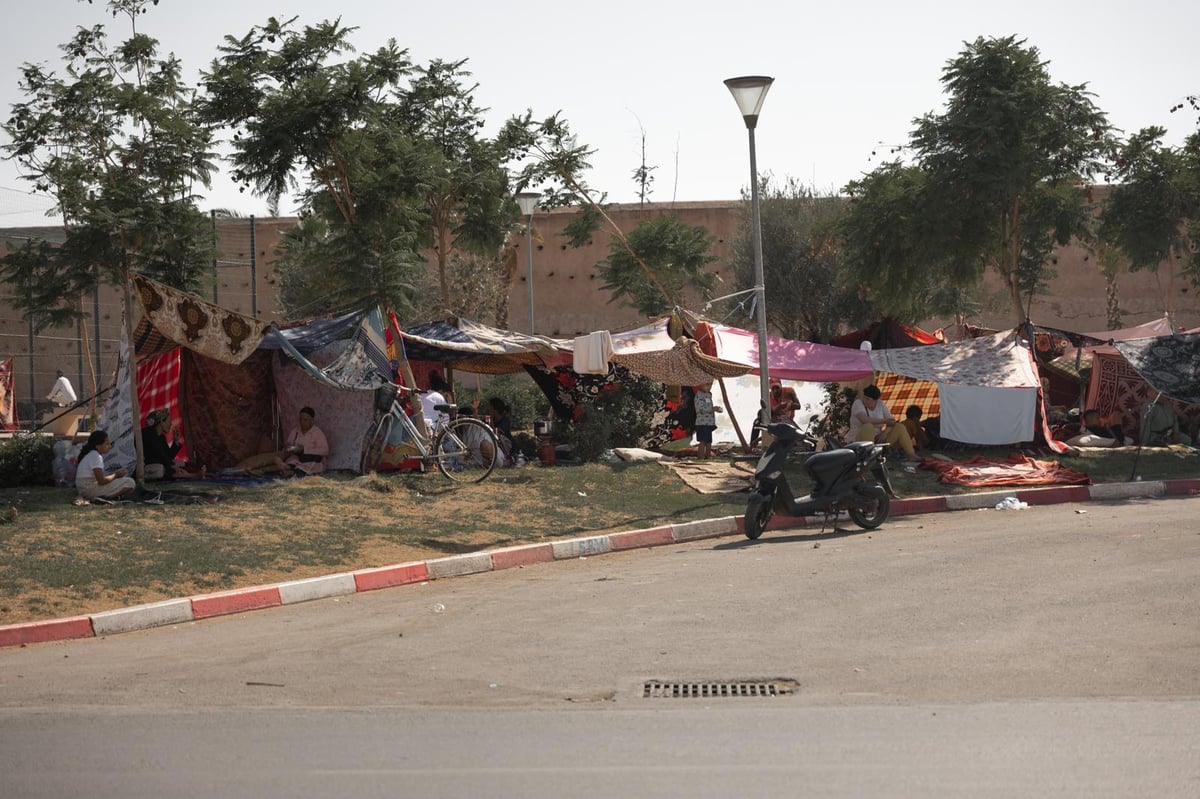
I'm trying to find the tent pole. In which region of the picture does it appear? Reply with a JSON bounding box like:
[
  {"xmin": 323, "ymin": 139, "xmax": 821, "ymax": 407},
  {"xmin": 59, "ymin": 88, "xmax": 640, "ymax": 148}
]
[
  {"xmin": 123, "ymin": 271, "xmax": 146, "ymax": 485},
  {"xmin": 390, "ymin": 318, "xmax": 427, "ymax": 436},
  {"xmin": 715, "ymin": 377, "xmax": 749, "ymax": 452}
]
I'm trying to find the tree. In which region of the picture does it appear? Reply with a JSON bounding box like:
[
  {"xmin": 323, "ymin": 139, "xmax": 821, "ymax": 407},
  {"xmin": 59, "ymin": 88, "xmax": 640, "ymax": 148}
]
[
  {"xmin": 596, "ymin": 214, "xmax": 717, "ymax": 317},
  {"xmin": 840, "ymin": 164, "xmax": 979, "ymax": 325},
  {"xmin": 199, "ymin": 16, "xmax": 429, "ymax": 318},
  {"xmin": 1099, "ymin": 127, "xmax": 1200, "ymax": 291},
  {"xmin": 390, "ymin": 59, "xmax": 517, "ymax": 311},
  {"xmin": 731, "ymin": 177, "xmax": 874, "ymax": 342},
  {"xmin": 200, "ymin": 17, "xmax": 593, "ymax": 323},
  {"xmin": 1, "ymin": 0, "xmax": 216, "ymax": 331},
  {"xmin": 841, "ymin": 36, "xmax": 1112, "ymax": 325}
]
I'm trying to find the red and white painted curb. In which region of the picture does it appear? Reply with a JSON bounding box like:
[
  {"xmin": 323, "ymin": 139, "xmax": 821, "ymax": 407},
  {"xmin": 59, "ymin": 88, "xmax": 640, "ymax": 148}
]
[{"xmin": 3, "ymin": 478, "xmax": 1198, "ymax": 649}]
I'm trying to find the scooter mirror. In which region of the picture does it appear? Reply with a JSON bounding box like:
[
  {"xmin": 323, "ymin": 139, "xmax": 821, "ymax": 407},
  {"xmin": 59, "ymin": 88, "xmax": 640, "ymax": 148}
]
[{"xmin": 809, "ymin": 414, "xmax": 820, "ymax": 423}]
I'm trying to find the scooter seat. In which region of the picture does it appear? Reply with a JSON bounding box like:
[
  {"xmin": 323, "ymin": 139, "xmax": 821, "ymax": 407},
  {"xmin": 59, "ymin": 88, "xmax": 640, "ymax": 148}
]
[
  {"xmin": 805, "ymin": 448, "xmax": 856, "ymax": 475},
  {"xmin": 844, "ymin": 441, "xmax": 877, "ymax": 460}
]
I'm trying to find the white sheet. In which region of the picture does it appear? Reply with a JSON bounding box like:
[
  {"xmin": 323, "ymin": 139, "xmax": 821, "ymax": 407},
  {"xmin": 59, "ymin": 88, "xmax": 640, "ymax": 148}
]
[{"xmin": 938, "ymin": 384, "xmax": 1037, "ymax": 445}]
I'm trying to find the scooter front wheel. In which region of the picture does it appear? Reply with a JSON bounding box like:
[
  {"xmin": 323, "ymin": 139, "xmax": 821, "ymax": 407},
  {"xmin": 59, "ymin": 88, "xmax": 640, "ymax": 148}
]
[
  {"xmin": 848, "ymin": 484, "xmax": 890, "ymax": 530},
  {"xmin": 744, "ymin": 490, "xmax": 775, "ymax": 540}
]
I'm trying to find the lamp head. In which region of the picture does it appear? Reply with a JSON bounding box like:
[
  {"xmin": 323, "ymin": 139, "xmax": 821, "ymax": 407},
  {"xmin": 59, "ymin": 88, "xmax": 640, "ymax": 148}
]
[
  {"xmin": 515, "ymin": 191, "xmax": 541, "ymax": 217},
  {"xmin": 724, "ymin": 76, "xmax": 774, "ymax": 129}
]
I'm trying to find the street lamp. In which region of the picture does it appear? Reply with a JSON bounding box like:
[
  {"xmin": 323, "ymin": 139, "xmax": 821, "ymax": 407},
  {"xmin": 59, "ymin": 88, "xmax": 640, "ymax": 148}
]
[
  {"xmin": 724, "ymin": 75, "xmax": 774, "ymax": 426},
  {"xmin": 515, "ymin": 191, "xmax": 541, "ymax": 335}
]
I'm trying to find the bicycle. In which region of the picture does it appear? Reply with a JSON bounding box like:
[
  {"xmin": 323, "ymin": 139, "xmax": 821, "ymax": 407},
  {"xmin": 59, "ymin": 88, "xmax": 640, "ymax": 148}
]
[{"xmin": 361, "ymin": 383, "xmax": 501, "ymax": 483}]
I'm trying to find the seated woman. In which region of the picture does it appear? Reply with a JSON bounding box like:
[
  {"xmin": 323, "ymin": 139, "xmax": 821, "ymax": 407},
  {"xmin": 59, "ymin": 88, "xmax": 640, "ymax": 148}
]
[
  {"xmin": 75, "ymin": 430, "xmax": 137, "ymax": 501},
  {"xmin": 235, "ymin": 406, "xmax": 330, "ymax": 477},
  {"xmin": 847, "ymin": 385, "xmax": 917, "ymax": 460}
]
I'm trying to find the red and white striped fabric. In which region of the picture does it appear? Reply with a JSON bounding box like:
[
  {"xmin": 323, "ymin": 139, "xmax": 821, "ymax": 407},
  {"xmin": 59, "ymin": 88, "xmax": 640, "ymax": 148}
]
[{"xmin": 136, "ymin": 349, "xmax": 185, "ymax": 459}]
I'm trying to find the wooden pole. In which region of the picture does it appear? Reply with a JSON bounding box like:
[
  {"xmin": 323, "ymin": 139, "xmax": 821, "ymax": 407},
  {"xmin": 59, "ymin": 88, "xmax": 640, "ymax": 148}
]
[{"xmin": 715, "ymin": 376, "xmax": 749, "ymax": 452}]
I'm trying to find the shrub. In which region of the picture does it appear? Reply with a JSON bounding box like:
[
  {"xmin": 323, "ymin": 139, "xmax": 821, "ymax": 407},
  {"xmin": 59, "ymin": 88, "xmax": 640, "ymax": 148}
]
[
  {"xmin": 815, "ymin": 383, "xmax": 855, "ymax": 448},
  {"xmin": 568, "ymin": 375, "xmax": 664, "ymax": 462},
  {"xmin": 0, "ymin": 434, "xmax": 56, "ymax": 487}
]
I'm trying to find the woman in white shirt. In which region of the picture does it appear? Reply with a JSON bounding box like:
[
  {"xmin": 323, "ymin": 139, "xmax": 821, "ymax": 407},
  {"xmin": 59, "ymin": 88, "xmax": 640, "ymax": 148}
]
[
  {"xmin": 848, "ymin": 385, "xmax": 917, "ymax": 460},
  {"xmin": 74, "ymin": 430, "xmax": 137, "ymax": 500}
]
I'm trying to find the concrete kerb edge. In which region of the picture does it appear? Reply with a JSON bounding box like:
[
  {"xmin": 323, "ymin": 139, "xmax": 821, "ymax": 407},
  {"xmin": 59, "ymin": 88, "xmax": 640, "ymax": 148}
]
[
  {"xmin": 3, "ymin": 478, "xmax": 1197, "ymax": 648},
  {"xmin": 90, "ymin": 598, "xmax": 194, "ymax": 637}
]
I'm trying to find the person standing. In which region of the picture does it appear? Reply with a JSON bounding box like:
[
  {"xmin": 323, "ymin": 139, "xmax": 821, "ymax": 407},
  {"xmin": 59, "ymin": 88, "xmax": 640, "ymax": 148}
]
[
  {"xmin": 46, "ymin": 370, "xmax": 77, "ymax": 407},
  {"xmin": 74, "ymin": 430, "xmax": 136, "ymax": 501},
  {"xmin": 693, "ymin": 381, "xmax": 722, "ymax": 459}
]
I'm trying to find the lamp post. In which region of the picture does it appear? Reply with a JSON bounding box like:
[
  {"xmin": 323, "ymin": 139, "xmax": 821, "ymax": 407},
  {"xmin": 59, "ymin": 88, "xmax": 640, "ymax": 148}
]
[
  {"xmin": 515, "ymin": 191, "xmax": 541, "ymax": 335},
  {"xmin": 724, "ymin": 75, "xmax": 774, "ymax": 426}
]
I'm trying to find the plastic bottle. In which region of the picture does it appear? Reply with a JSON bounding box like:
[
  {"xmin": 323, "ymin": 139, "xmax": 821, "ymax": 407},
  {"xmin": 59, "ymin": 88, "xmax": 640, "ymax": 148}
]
[{"xmin": 514, "ymin": 451, "xmax": 526, "ymax": 467}]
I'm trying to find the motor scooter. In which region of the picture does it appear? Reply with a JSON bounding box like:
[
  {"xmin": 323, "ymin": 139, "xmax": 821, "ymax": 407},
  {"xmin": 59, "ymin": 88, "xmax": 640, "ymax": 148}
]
[{"xmin": 744, "ymin": 416, "xmax": 895, "ymax": 540}]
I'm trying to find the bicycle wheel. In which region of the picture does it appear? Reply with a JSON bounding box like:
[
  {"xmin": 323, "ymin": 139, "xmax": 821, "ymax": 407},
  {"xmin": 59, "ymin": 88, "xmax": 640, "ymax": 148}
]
[
  {"xmin": 433, "ymin": 417, "xmax": 499, "ymax": 483},
  {"xmin": 361, "ymin": 414, "xmax": 393, "ymax": 473}
]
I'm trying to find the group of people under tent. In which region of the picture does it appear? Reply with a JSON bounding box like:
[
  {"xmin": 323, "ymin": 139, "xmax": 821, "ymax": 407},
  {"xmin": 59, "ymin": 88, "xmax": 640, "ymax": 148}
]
[
  {"xmin": 72, "ymin": 367, "xmax": 523, "ymax": 501},
  {"xmin": 673, "ymin": 378, "xmax": 929, "ymax": 460},
  {"xmin": 676, "ymin": 370, "xmax": 1197, "ymax": 458},
  {"xmin": 73, "ymin": 405, "xmax": 335, "ymax": 502},
  {"xmin": 1050, "ymin": 394, "xmax": 1194, "ymax": 449}
]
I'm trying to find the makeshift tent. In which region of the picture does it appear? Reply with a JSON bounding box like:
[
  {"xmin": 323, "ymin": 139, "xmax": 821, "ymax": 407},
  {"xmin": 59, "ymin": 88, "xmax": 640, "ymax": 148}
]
[
  {"xmin": 97, "ymin": 275, "xmax": 389, "ymax": 474},
  {"xmin": 1083, "ymin": 331, "xmax": 1200, "ymax": 440},
  {"xmin": 399, "ymin": 317, "xmax": 568, "ymax": 375},
  {"xmin": 829, "ymin": 318, "xmax": 942, "ymax": 349},
  {"xmin": 1037, "ymin": 317, "xmax": 1173, "ymax": 412},
  {"xmin": 866, "ymin": 330, "xmax": 1043, "ymax": 446},
  {"xmin": 690, "ymin": 319, "xmax": 874, "ymax": 383},
  {"xmin": 831, "ymin": 320, "xmax": 945, "ymax": 423}
]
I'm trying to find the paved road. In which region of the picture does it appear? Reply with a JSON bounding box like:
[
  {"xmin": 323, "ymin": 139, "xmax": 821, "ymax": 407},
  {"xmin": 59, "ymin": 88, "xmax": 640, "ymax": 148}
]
[{"xmin": 2, "ymin": 497, "xmax": 1198, "ymax": 796}]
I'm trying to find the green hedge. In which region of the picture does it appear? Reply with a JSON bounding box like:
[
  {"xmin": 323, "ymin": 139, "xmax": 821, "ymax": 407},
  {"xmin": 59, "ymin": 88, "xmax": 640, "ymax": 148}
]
[{"xmin": 0, "ymin": 435, "xmax": 56, "ymax": 487}]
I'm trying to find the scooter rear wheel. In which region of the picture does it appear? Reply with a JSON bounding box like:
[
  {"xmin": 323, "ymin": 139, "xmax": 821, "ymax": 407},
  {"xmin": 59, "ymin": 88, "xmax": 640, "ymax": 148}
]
[
  {"xmin": 744, "ymin": 490, "xmax": 774, "ymax": 540},
  {"xmin": 848, "ymin": 484, "xmax": 890, "ymax": 530}
]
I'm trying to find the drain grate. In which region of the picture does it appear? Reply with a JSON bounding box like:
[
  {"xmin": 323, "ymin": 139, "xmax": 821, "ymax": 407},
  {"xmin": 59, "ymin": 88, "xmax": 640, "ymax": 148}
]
[{"xmin": 642, "ymin": 679, "xmax": 797, "ymax": 698}]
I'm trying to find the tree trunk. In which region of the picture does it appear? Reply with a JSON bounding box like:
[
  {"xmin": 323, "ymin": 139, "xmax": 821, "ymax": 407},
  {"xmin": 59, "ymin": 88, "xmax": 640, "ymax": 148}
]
[{"xmin": 1104, "ymin": 270, "xmax": 1122, "ymax": 330}]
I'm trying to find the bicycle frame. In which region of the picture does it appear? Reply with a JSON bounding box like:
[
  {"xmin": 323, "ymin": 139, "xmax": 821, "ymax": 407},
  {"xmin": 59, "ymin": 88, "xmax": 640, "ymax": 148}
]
[{"xmin": 362, "ymin": 391, "xmax": 500, "ymax": 483}]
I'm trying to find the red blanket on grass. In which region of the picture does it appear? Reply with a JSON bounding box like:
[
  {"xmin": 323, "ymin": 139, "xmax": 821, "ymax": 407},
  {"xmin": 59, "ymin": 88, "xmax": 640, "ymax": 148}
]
[{"xmin": 921, "ymin": 453, "xmax": 1091, "ymax": 487}]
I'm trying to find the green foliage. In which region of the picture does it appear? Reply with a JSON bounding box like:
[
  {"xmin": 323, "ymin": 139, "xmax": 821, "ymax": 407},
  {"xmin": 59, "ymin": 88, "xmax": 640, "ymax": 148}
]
[
  {"xmin": 1, "ymin": 0, "xmax": 216, "ymax": 329},
  {"xmin": 1099, "ymin": 127, "xmax": 1200, "ymax": 284},
  {"xmin": 567, "ymin": 375, "xmax": 664, "ymax": 462},
  {"xmin": 732, "ymin": 177, "xmax": 876, "ymax": 341},
  {"xmin": 840, "ymin": 35, "xmax": 1113, "ymax": 324},
  {"xmin": 597, "ymin": 214, "xmax": 717, "ymax": 316},
  {"xmin": 814, "ymin": 383, "xmax": 857, "ymax": 447},
  {"xmin": 0, "ymin": 435, "xmax": 55, "ymax": 487},
  {"xmin": 840, "ymin": 164, "xmax": 982, "ymax": 323},
  {"xmin": 202, "ymin": 18, "xmax": 594, "ymax": 320}
]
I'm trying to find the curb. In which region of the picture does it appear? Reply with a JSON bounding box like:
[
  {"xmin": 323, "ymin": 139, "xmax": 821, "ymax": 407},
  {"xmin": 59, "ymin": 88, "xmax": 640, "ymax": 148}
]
[{"xmin": 3, "ymin": 477, "xmax": 1198, "ymax": 648}]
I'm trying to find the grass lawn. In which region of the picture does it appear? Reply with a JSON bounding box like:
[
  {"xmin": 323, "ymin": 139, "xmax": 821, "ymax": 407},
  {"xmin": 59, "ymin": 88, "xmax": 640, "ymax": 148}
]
[{"xmin": 0, "ymin": 446, "xmax": 1196, "ymax": 625}]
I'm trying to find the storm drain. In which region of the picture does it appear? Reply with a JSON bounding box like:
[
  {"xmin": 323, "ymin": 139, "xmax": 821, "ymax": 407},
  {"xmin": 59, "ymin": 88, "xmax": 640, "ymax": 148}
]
[{"xmin": 642, "ymin": 679, "xmax": 798, "ymax": 699}]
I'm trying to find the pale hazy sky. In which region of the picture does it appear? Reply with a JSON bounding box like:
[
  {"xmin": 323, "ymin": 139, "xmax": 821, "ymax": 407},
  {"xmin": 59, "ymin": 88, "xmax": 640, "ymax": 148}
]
[{"xmin": 2, "ymin": 0, "xmax": 1198, "ymax": 226}]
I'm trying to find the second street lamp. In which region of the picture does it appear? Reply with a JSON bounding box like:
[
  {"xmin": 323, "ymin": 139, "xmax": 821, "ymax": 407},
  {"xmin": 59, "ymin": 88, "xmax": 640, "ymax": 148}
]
[
  {"xmin": 515, "ymin": 191, "xmax": 541, "ymax": 335},
  {"xmin": 724, "ymin": 75, "xmax": 775, "ymax": 427}
]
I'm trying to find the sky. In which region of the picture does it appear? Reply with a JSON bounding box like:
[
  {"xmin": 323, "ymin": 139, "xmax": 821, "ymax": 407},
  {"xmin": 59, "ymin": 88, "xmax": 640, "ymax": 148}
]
[{"xmin": 2, "ymin": 0, "xmax": 1198, "ymax": 227}]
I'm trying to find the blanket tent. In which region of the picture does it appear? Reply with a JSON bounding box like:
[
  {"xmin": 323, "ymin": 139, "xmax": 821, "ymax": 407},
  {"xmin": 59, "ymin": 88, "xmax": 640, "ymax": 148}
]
[
  {"xmin": 98, "ymin": 275, "xmax": 392, "ymax": 475},
  {"xmin": 684, "ymin": 313, "xmax": 1049, "ymax": 448}
]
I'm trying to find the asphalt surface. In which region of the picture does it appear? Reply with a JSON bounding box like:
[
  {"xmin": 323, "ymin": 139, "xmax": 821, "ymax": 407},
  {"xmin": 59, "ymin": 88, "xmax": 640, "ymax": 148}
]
[{"xmin": 1, "ymin": 496, "xmax": 1198, "ymax": 796}]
